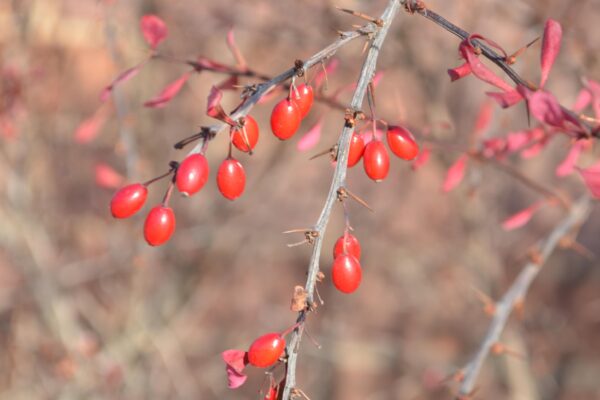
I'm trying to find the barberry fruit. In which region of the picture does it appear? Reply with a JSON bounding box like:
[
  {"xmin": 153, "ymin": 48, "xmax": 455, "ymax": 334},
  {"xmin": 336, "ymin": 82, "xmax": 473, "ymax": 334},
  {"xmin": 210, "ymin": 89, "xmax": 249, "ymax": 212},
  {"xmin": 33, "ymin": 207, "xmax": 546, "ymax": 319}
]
[
  {"xmin": 143, "ymin": 205, "xmax": 175, "ymax": 246},
  {"xmin": 271, "ymin": 98, "xmax": 301, "ymax": 140},
  {"xmin": 176, "ymin": 153, "xmax": 209, "ymax": 196},
  {"xmin": 217, "ymin": 158, "xmax": 246, "ymax": 200},
  {"xmin": 247, "ymin": 333, "xmax": 286, "ymax": 368},
  {"xmin": 110, "ymin": 183, "xmax": 148, "ymax": 218},
  {"xmin": 231, "ymin": 116, "xmax": 259, "ymax": 152}
]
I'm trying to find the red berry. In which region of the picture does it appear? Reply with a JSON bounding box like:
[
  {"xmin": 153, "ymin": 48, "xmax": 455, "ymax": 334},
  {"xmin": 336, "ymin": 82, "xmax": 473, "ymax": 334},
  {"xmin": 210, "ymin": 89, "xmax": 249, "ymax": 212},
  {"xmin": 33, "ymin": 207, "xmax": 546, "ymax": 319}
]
[
  {"xmin": 347, "ymin": 133, "xmax": 365, "ymax": 167},
  {"xmin": 270, "ymin": 98, "xmax": 301, "ymax": 140},
  {"xmin": 333, "ymin": 233, "xmax": 361, "ymax": 260},
  {"xmin": 217, "ymin": 158, "xmax": 246, "ymax": 200},
  {"xmin": 387, "ymin": 126, "xmax": 419, "ymax": 160},
  {"xmin": 363, "ymin": 140, "xmax": 390, "ymax": 182},
  {"xmin": 332, "ymin": 254, "xmax": 362, "ymax": 294},
  {"xmin": 265, "ymin": 387, "xmax": 277, "ymax": 400},
  {"xmin": 143, "ymin": 206, "xmax": 175, "ymax": 246},
  {"xmin": 110, "ymin": 183, "xmax": 148, "ymax": 218},
  {"xmin": 176, "ymin": 153, "xmax": 209, "ymax": 196},
  {"xmin": 247, "ymin": 333, "xmax": 285, "ymax": 368},
  {"xmin": 231, "ymin": 116, "xmax": 259, "ymax": 152},
  {"xmin": 293, "ymin": 84, "xmax": 314, "ymax": 118}
]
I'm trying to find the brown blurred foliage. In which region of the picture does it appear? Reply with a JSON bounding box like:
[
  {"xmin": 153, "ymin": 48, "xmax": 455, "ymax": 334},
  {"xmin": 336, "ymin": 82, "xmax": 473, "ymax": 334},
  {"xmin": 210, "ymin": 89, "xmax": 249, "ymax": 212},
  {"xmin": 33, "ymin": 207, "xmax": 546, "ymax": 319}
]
[{"xmin": 0, "ymin": 0, "xmax": 599, "ymax": 399}]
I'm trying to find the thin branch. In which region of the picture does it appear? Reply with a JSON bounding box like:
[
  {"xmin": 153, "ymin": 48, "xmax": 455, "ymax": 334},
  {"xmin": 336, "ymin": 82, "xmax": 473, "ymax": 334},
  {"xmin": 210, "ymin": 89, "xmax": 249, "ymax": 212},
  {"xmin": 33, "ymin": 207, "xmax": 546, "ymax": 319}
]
[
  {"xmin": 281, "ymin": 1, "xmax": 402, "ymax": 399},
  {"xmin": 458, "ymin": 196, "xmax": 592, "ymax": 397}
]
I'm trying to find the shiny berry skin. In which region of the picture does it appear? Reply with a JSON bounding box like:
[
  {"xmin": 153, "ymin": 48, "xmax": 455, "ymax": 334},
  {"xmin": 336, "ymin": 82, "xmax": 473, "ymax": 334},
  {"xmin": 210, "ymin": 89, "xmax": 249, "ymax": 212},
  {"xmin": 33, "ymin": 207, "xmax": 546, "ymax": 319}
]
[
  {"xmin": 332, "ymin": 254, "xmax": 362, "ymax": 294},
  {"xmin": 265, "ymin": 387, "xmax": 277, "ymax": 400},
  {"xmin": 247, "ymin": 333, "xmax": 286, "ymax": 368},
  {"xmin": 231, "ymin": 116, "xmax": 259, "ymax": 152},
  {"xmin": 270, "ymin": 98, "xmax": 301, "ymax": 140},
  {"xmin": 363, "ymin": 140, "xmax": 390, "ymax": 182},
  {"xmin": 293, "ymin": 84, "xmax": 314, "ymax": 118},
  {"xmin": 176, "ymin": 154, "xmax": 209, "ymax": 196},
  {"xmin": 143, "ymin": 206, "xmax": 175, "ymax": 246},
  {"xmin": 333, "ymin": 233, "xmax": 361, "ymax": 260},
  {"xmin": 217, "ymin": 158, "xmax": 246, "ymax": 200},
  {"xmin": 110, "ymin": 183, "xmax": 148, "ymax": 219},
  {"xmin": 386, "ymin": 126, "xmax": 419, "ymax": 160},
  {"xmin": 347, "ymin": 133, "xmax": 365, "ymax": 167}
]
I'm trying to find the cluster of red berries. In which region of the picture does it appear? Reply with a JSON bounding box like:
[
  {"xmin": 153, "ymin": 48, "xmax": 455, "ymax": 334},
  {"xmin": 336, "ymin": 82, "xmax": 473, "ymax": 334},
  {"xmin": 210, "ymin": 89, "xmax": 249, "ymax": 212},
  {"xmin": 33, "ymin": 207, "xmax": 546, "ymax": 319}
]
[
  {"xmin": 347, "ymin": 125, "xmax": 419, "ymax": 182},
  {"xmin": 271, "ymin": 83, "xmax": 314, "ymax": 140},
  {"xmin": 331, "ymin": 232, "xmax": 362, "ymax": 294}
]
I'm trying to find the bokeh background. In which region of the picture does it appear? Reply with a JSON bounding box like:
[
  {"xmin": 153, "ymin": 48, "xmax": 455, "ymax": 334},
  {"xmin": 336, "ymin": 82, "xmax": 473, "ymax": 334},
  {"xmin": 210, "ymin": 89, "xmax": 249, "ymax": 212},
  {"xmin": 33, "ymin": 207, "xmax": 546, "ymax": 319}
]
[{"xmin": 0, "ymin": 0, "xmax": 599, "ymax": 399}]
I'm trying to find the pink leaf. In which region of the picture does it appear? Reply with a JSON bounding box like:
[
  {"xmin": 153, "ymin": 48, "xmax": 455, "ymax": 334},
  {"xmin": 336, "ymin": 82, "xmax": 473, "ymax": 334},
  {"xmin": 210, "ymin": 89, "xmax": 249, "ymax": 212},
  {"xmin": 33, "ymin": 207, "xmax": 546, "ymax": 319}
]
[
  {"xmin": 140, "ymin": 15, "xmax": 168, "ymax": 49},
  {"xmin": 447, "ymin": 62, "xmax": 472, "ymax": 81},
  {"xmin": 506, "ymin": 130, "xmax": 531, "ymax": 153},
  {"xmin": 95, "ymin": 163, "xmax": 124, "ymax": 189},
  {"xmin": 222, "ymin": 349, "xmax": 248, "ymax": 389},
  {"xmin": 482, "ymin": 137, "xmax": 507, "ymax": 158},
  {"xmin": 144, "ymin": 72, "xmax": 190, "ymax": 108},
  {"xmin": 372, "ymin": 71, "xmax": 385, "ymax": 87},
  {"xmin": 502, "ymin": 201, "xmax": 544, "ymax": 231},
  {"xmin": 412, "ymin": 146, "xmax": 430, "ymax": 171},
  {"xmin": 216, "ymin": 75, "xmax": 239, "ymax": 91},
  {"xmin": 486, "ymin": 89, "xmax": 524, "ymax": 108},
  {"xmin": 442, "ymin": 154, "xmax": 468, "ymax": 192},
  {"xmin": 206, "ymin": 86, "xmax": 235, "ymax": 125},
  {"xmin": 100, "ymin": 64, "xmax": 143, "ymax": 102},
  {"xmin": 473, "ymin": 99, "xmax": 494, "ymax": 137},
  {"xmin": 462, "ymin": 43, "xmax": 514, "ymax": 92},
  {"xmin": 576, "ymin": 161, "xmax": 600, "ymax": 198},
  {"xmin": 297, "ymin": 118, "xmax": 323, "ymax": 152},
  {"xmin": 573, "ymin": 88, "xmax": 592, "ymax": 112},
  {"xmin": 314, "ymin": 59, "xmax": 339, "ymax": 89},
  {"xmin": 226, "ymin": 29, "xmax": 247, "ymax": 69},
  {"xmin": 527, "ymin": 90, "xmax": 566, "ymax": 128},
  {"xmin": 540, "ymin": 19, "xmax": 562, "ymax": 88},
  {"xmin": 74, "ymin": 110, "xmax": 107, "ymax": 144},
  {"xmin": 556, "ymin": 141, "xmax": 585, "ymax": 177}
]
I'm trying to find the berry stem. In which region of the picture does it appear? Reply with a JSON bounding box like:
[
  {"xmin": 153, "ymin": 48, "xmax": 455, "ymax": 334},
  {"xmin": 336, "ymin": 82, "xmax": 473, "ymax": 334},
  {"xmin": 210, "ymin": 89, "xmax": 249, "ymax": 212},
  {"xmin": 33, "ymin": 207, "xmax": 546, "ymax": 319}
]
[{"xmin": 142, "ymin": 165, "xmax": 177, "ymax": 187}]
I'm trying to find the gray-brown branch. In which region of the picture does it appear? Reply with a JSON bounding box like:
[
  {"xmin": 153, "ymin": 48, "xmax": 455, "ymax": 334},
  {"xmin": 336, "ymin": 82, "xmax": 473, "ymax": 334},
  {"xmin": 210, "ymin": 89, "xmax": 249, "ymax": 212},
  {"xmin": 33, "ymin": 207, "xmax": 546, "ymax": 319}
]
[{"xmin": 458, "ymin": 196, "xmax": 592, "ymax": 397}]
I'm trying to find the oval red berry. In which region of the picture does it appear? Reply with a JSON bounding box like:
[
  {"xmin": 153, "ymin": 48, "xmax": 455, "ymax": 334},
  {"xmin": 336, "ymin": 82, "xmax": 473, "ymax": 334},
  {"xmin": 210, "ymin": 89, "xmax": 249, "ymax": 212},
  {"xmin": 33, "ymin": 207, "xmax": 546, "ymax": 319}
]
[
  {"xmin": 270, "ymin": 98, "xmax": 301, "ymax": 140},
  {"xmin": 232, "ymin": 115, "xmax": 259, "ymax": 152},
  {"xmin": 176, "ymin": 153, "xmax": 209, "ymax": 196},
  {"xmin": 347, "ymin": 133, "xmax": 365, "ymax": 167},
  {"xmin": 217, "ymin": 158, "xmax": 246, "ymax": 200},
  {"xmin": 110, "ymin": 183, "xmax": 148, "ymax": 219},
  {"xmin": 387, "ymin": 126, "xmax": 419, "ymax": 160},
  {"xmin": 332, "ymin": 254, "xmax": 362, "ymax": 294},
  {"xmin": 363, "ymin": 140, "xmax": 390, "ymax": 182},
  {"xmin": 247, "ymin": 332, "xmax": 285, "ymax": 368},
  {"xmin": 333, "ymin": 233, "xmax": 361, "ymax": 260},
  {"xmin": 143, "ymin": 205, "xmax": 175, "ymax": 246},
  {"xmin": 293, "ymin": 84, "xmax": 314, "ymax": 118}
]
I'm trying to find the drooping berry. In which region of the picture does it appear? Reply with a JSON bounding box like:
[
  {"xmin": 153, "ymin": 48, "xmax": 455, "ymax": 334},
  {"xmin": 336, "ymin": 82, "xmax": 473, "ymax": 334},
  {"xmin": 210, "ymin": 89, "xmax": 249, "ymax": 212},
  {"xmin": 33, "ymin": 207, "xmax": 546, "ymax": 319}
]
[
  {"xmin": 363, "ymin": 140, "xmax": 390, "ymax": 182},
  {"xmin": 176, "ymin": 153, "xmax": 209, "ymax": 196},
  {"xmin": 347, "ymin": 133, "xmax": 365, "ymax": 167},
  {"xmin": 247, "ymin": 333, "xmax": 286, "ymax": 368},
  {"xmin": 293, "ymin": 84, "xmax": 314, "ymax": 118},
  {"xmin": 143, "ymin": 205, "xmax": 175, "ymax": 246},
  {"xmin": 231, "ymin": 116, "xmax": 259, "ymax": 152},
  {"xmin": 217, "ymin": 158, "xmax": 246, "ymax": 200},
  {"xmin": 387, "ymin": 126, "xmax": 419, "ymax": 160},
  {"xmin": 333, "ymin": 233, "xmax": 361, "ymax": 260},
  {"xmin": 270, "ymin": 98, "xmax": 301, "ymax": 140},
  {"xmin": 110, "ymin": 183, "xmax": 148, "ymax": 218},
  {"xmin": 332, "ymin": 254, "xmax": 362, "ymax": 294}
]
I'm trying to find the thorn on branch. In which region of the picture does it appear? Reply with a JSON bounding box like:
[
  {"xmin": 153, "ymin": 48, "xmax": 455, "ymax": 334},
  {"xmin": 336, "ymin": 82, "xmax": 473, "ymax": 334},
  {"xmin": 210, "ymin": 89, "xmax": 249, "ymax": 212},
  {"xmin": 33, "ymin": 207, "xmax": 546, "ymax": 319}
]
[
  {"xmin": 335, "ymin": 6, "xmax": 384, "ymax": 27},
  {"xmin": 337, "ymin": 187, "xmax": 374, "ymax": 212}
]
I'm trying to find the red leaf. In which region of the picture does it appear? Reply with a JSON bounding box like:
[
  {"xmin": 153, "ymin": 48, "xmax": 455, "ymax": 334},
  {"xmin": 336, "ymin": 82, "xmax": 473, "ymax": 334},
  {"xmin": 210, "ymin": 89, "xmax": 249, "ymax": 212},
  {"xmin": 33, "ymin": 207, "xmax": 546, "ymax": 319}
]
[
  {"xmin": 442, "ymin": 154, "xmax": 468, "ymax": 192},
  {"xmin": 411, "ymin": 146, "xmax": 430, "ymax": 171},
  {"xmin": 540, "ymin": 19, "xmax": 562, "ymax": 88},
  {"xmin": 576, "ymin": 161, "xmax": 600, "ymax": 198},
  {"xmin": 506, "ymin": 130, "xmax": 531, "ymax": 153},
  {"xmin": 462, "ymin": 42, "xmax": 514, "ymax": 92},
  {"xmin": 206, "ymin": 86, "xmax": 235, "ymax": 125},
  {"xmin": 100, "ymin": 64, "xmax": 143, "ymax": 102},
  {"xmin": 481, "ymin": 137, "xmax": 506, "ymax": 158},
  {"xmin": 140, "ymin": 15, "xmax": 168, "ymax": 49},
  {"xmin": 216, "ymin": 75, "xmax": 239, "ymax": 91},
  {"xmin": 573, "ymin": 88, "xmax": 592, "ymax": 112},
  {"xmin": 448, "ymin": 62, "xmax": 472, "ymax": 82},
  {"xmin": 222, "ymin": 349, "xmax": 248, "ymax": 389},
  {"xmin": 527, "ymin": 90, "xmax": 567, "ymax": 128},
  {"xmin": 473, "ymin": 99, "xmax": 494, "ymax": 137},
  {"xmin": 486, "ymin": 89, "xmax": 524, "ymax": 108},
  {"xmin": 227, "ymin": 29, "xmax": 247, "ymax": 69},
  {"xmin": 95, "ymin": 163, "xmax": 124, "ymax": 189},
  {"xmin": 74, "ymin": 110, "xmax": 107, "ymax": 144},
  {"xmin": 502, "ymin": 201, "xmax": 544, "ymax": 231},
  {"xmin": 314, "ymin": 59, "xmax": 339, "ymax": 89},
  {"xmin": 520, "ymin": 128, "xmax": 550, "ymax": 159},
  {"xmin": 144, "ymin": 72, "xmax": 190, "ymax": 108},
  {"xmin": 297, "ymin": 117, "xmax": 323, "ymax": 152},
  {"xmin": 556, "ymin": 141, "xmax": 585, "ymax": 177}
]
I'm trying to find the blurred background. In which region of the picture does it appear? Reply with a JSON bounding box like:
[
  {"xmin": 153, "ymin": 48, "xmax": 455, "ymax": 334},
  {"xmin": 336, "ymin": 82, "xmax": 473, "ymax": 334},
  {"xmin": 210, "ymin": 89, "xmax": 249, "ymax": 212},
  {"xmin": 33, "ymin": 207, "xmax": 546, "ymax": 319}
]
[{"xmin": 0, "ymin": 0, "xmax": 599, "ymax": 399}]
